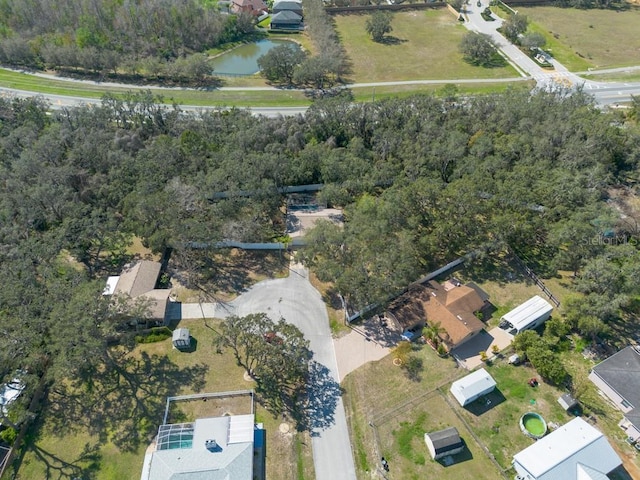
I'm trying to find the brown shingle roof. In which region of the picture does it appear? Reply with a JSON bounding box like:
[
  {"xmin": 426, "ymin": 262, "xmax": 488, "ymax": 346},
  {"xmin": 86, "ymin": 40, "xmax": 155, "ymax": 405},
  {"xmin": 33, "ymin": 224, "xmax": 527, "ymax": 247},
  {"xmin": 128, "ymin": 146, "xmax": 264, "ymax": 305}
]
[
  {"xmin": 114, "ymin": 261, "xmax": 161, "ymax": 298},
  {"xmin": 389, "ymin": 281, "xmax": 486, "ymax": 347},
  {"xmin": 114, "ymin": 261, "xmax": 169, "ymax": 321}
]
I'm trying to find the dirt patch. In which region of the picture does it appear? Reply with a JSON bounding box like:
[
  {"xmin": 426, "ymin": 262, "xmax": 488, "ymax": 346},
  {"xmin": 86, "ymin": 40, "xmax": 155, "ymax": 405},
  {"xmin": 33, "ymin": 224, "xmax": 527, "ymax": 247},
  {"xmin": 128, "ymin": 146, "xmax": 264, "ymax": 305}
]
[
  {"xmin": 169, "ymin": 248, "xmax": 289, "ymax": 302},
  {"xmin": 607, "ymin": 187, "xmax": 640, "ymax": 233}
]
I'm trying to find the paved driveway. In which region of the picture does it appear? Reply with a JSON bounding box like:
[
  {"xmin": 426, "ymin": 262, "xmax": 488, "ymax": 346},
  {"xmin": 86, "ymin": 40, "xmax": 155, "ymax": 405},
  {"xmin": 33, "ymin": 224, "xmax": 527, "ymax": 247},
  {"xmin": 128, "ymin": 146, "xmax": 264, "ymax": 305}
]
[
  {"xmin": 451, "ymin": 327, "xmax": 513, "ymax": 370},
  {"xmin": 213, "ymin": 264, "xmax": 357, "ymax": 480}
]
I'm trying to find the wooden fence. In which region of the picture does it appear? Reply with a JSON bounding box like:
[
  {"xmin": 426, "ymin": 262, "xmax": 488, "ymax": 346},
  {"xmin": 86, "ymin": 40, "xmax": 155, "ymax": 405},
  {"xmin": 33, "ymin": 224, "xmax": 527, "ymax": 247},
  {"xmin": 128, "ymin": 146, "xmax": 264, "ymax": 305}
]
[{"xmin": 510, "ymin": 251, "xmax": 561, "ymax": 307}]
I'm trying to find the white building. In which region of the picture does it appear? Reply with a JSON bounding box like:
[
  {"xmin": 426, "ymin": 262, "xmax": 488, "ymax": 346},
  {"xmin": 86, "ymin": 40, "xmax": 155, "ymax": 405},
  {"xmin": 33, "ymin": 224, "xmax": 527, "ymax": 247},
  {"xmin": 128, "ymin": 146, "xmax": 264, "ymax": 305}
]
[
  {"xmin": 502, "ymin": 295, "xmax": 553, "ymax": 334},
  {"xmin": 512, "ymin": 417, "xmax": 621, "ymax": 480},
  {"xmin": 450, "ymin": 368, "xmax": 496, "ymax": 407}
]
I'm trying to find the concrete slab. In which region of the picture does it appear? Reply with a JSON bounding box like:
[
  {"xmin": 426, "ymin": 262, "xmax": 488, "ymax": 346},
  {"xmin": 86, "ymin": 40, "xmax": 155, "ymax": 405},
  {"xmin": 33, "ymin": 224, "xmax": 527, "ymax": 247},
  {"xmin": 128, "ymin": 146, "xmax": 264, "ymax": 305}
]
[
  {"xmin": 451, "ymin": 327, "xmax": 513, "ymax": 370},
  {"xmin": 166, "ymin": 302, "xmax": 218, "ymax": 321},
  {"xmin": 334, "ymin": 331, "xmax": 390, "ymax": 383}
]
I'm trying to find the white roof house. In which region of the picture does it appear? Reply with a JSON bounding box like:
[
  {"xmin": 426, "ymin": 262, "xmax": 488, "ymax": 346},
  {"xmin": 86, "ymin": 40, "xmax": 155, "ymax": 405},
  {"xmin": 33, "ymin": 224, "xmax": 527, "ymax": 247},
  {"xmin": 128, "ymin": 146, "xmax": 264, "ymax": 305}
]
[
  {"xmin": 502, "ymin": 295, "xmax": 553, "ymax": 334},
  {"xmin": 450, "ymin": 368, "xmax": 496, "ymax": 407},
  {"xmin": 512, "ymin": 417, "xmax": 621, "ymax": 480},
  {"xmin": 141, "ymin": 414, "xmax": 257, "ymax": 480}
]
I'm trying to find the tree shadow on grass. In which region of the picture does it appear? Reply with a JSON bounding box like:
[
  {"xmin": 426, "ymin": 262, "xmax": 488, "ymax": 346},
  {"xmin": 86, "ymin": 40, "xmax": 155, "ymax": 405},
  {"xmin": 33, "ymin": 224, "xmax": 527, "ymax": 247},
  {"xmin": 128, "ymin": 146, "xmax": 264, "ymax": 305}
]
[
  {"xmin": 28, "ymin": 442, "xmax": 102, "ymax": 480},
  {"xmin": 294, "ymin": 361, "xmax": 342, "ymax": 435},
  {"xmin": 43, "ymin": 350, "xmax": 208, "ymax": 452},
  {"xmin": 378, "ymin": 36, "xmax": 407, "ymax": 45}
]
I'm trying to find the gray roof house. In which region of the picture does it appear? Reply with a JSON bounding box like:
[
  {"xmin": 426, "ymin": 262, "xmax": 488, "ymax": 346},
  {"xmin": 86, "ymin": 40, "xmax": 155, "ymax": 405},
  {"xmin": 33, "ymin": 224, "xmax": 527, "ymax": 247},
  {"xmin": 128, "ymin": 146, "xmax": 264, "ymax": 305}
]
[
  {"xmin": 104, "ymin": 260, "xmax": 171, "ymax": 325},
  {"xmin": 140, "ymin": 414, "xmax": 260, "ymax": 480},
  {"xmin": 270, "ymin": 10, "xmax": 302, "ymax": 29},
  {"xmin": 424, "ymin": 427, "xmax": 465, "ymax": 460},
  {"xmin": 589, "ymin": 345, "xmax": 640, "ymax": 442},
  {"xmin": 272, "ymin": 0, "xmax": 302, "ymax": 15}
]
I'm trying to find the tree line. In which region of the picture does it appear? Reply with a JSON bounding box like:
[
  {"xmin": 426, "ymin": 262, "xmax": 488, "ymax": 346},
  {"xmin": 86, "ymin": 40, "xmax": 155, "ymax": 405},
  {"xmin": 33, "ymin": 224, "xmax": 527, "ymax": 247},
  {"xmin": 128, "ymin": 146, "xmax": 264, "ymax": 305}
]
[{"xmin": 0, "ymin": 0, "xmax": 256, "ymax": 84}]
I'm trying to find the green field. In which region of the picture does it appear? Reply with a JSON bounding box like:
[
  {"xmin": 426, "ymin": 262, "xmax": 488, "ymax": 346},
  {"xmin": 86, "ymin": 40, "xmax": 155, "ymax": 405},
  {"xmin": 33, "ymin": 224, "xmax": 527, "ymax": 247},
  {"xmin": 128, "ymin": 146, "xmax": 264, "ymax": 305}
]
[
  {"xmin": 10, "ymin": 319, "xmax": 315, "ymax": 480},
  {"xmin": 517, "ymin": 5, "xmax": 640, "ymax": 70},
  {"xmin": 334, "ymin": 10, "xmax": 518, "ymax": 82}
]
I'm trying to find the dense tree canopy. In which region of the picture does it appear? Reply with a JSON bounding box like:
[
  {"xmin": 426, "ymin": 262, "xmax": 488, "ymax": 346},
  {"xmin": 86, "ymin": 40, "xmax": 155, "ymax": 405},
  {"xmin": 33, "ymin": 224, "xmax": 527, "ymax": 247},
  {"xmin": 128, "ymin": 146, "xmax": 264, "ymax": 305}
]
[
  {"xmin": 1, "ymin": 88, "xmax": 640, "ymax": 427},
  {"xmin": 0, "ymin": 0, "xmax": 250, "ymax": 83}
]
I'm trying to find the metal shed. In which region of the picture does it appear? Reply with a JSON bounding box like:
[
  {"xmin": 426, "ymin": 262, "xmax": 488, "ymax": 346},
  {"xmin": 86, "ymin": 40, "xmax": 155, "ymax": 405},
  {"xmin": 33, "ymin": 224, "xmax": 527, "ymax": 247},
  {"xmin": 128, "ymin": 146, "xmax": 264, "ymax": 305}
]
[
  {"xmin": 501, "ymin": 295, "xmax": 553, "ymax": 334},
  {"xmin": 172, "ymin": 328, "xmax": 191, "ymax": 349}
]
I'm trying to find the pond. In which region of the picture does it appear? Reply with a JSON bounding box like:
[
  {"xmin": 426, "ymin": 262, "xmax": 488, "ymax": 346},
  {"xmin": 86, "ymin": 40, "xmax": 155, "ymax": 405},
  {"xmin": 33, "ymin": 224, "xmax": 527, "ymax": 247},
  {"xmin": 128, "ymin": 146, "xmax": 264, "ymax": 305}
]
[{"xmin": 210, "ymin": 39, "xmax": 300, "ymax": 76}]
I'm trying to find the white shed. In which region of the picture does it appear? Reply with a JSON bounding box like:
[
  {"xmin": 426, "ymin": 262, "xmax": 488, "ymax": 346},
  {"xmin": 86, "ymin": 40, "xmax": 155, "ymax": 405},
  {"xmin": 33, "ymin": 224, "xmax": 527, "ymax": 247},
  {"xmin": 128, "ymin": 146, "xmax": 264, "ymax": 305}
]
[
  {"xmin": 172, "ymin": 328, "xmax": 191, "ymax": 349},
  {"xmin": 450, "ymin": 368, "xmax": 496, "ymax": 407},
  {"xmin": 502, "ymin": 295, "xmax": 553, "ymax": 334}
]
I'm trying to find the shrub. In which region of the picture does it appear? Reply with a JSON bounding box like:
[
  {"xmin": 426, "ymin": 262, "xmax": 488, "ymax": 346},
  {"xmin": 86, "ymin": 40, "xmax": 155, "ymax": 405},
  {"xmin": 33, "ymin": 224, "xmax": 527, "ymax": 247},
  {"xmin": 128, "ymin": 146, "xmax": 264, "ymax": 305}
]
[
  {"xmin": 135, "ymin": 326, "xmax": 172, "ymax": 344},
  {"xmin": 0, "ymin": 427, "xmax": 17, "ymax": 445},
  {"xmin": 393, "ymin": 341, "xmax": 412, "ymax": 365}
]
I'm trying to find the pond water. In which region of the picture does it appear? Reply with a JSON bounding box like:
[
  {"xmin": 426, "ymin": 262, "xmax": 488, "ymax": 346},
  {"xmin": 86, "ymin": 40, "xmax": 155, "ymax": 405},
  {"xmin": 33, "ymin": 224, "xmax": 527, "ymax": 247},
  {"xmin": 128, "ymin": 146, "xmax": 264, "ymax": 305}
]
[{"xmin": 210, "ymin": 39, "xmax": 300, "ymax": 76}]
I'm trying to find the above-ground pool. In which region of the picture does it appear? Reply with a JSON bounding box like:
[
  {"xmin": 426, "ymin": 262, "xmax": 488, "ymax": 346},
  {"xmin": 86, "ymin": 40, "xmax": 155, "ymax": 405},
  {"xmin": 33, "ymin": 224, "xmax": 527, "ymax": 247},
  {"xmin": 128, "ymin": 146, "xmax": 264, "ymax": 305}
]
[{"xmin": 520, "ymin": 412, "xmax": 547, "ymax": 439}]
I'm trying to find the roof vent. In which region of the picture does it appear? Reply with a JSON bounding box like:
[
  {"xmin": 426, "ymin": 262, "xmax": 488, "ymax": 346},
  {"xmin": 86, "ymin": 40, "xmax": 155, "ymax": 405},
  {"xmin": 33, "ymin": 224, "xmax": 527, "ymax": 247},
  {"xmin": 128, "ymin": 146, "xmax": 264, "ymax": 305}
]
[{"xmin": 205, "ymin": 439, "xmax": 219, "ymax": 451}]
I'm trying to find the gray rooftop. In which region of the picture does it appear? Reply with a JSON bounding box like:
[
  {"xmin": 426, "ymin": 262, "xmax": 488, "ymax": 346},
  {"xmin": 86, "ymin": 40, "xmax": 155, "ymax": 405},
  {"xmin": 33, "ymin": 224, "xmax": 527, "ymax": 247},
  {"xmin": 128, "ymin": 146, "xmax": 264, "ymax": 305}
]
[
  {"xmin": 426, "ymin": 427, "xmax": 463, "ymax": 454},
  {"xmin": 114, "ymin": 260, "xmax": 162, "ymax": 298},
  {"xmin": 592, "ymin": 346, "xmax": 640, "ymax": 411},
  {"xmin": 592, "ymin": 346, "xmax": 640, "ymax": 430},
  {"xmin": 147, "ymin": 415, "xmax": 255, "ymax": 480}
]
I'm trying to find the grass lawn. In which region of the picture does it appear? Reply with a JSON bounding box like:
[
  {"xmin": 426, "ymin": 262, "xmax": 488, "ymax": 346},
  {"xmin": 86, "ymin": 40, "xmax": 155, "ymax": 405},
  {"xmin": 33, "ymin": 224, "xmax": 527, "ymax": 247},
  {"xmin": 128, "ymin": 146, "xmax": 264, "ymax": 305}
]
[
  {"xmin": 0, "ymin": 68, "xmax": 310, "ymax": 107},
  {"xmin": 342, "ymin": 342, "xmax": 472, "ymax": 478},
  {"xmin": 334, "ymin": 10, "xmax": 518, "ymax": 83},
  {"xmin": 517, "ymin": 5, "xmax": 640, "ymax": 70},
  {"xmin": 11, "ymin": 319, "xmax": 315, "ymax": 480},
  {"xmin": 375, "ymin": 392, "xmax": 503, "ymax": 479},
  {"xmin": 457, "ymin": 253, "xmax": 574, "ymax": 328}
]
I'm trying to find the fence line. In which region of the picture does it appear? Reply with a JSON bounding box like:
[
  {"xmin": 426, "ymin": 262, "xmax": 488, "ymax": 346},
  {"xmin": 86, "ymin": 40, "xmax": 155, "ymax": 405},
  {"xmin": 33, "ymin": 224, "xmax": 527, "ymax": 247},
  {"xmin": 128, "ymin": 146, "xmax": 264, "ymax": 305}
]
[
  {"xmin": 0, "ymin": 445, "xmax": 12, "ymax": 479},
  {"xmin": 163, "ymin": 390, "xmax": 255, "ymax": 425},
  {"xmin": 509, "ymin": 250, "xmax": 560, "ymax": 307},
  {"xmin": 436, "ymin": 388, "xmax": 510, "ymax": 478}
]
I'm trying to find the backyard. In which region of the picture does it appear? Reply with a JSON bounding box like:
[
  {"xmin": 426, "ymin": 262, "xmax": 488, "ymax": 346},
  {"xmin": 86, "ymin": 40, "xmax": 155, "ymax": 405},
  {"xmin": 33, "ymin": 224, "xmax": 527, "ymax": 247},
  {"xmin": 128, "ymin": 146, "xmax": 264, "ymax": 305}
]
[
  {"xmin": 9, "ymin": 319, "xmax": 315, "ymax": 480},
  {"xmin": 333, "ymin": 10, "xmax": 518, "ymax": 83},
  {"xmin": 343, "ymin": 341, "xmax": 640, "ymax": 479}
]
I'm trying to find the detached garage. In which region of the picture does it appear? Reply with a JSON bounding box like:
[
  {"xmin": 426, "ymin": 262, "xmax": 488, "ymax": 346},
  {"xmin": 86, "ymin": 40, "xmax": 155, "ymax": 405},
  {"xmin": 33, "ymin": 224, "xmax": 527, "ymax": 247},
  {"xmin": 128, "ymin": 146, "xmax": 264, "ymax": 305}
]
[{"xmin": 450, "ymin": 368, "xmax": 496, "ymax": 407}]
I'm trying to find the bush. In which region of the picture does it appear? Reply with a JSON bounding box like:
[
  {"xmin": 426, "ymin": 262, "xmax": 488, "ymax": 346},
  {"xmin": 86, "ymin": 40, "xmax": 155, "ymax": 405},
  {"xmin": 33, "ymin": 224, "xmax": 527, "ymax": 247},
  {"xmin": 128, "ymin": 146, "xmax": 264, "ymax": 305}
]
[
  {"xmin": 0, "ymin": 427, "xmax": 17, "ymax": 445},
  {"xmin": 393, "ymin": 341, "xmax": 412, "ymax": 365},
  {"xmin": 135, "ymin": 326, "xmax": 172, "ymax": 344}
]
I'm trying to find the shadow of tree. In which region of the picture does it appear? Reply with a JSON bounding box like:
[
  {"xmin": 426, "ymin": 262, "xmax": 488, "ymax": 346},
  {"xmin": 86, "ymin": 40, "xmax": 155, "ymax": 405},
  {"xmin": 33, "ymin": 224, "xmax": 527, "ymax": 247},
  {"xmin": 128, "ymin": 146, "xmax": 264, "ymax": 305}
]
[
  {"xmin": 294, "ymin": 361, "xmax": 342, "ymax": 434},
  {"xmin": 378, "ymin": 36, "xmax": 407, "ymax": 45},
  {"xmin": 44, "ymin": 350, "xmax": 208, "ymax": 452},
  {"xmin": 170, "ymin": 248, "xmax": 288, "ymax": 299},
  {"xmin": 28, "ymin": 442, "xmax": 102, "ymax": 480}
]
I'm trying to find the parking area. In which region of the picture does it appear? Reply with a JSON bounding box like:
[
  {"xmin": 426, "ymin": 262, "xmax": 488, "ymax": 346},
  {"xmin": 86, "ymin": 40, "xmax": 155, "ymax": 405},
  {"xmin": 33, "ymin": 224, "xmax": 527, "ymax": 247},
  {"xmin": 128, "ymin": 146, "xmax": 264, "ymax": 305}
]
[{"xmin": 451, "ymin": 327, "xmax": 513, "ymax": 370}]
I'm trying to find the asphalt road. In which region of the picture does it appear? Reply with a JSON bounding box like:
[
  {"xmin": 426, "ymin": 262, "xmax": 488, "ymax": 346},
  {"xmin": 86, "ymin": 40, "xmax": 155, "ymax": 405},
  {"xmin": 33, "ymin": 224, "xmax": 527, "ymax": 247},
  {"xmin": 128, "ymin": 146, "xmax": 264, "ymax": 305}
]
[{"xmin": 214, "ymin": 265, "xmax": 357, "ymax": 480}]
